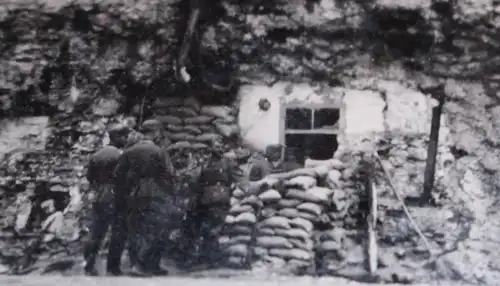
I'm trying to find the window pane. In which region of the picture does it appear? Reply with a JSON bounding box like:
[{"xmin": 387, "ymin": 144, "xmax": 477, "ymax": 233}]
[
  {"xmin": 285, "ymin": 133, "xmax": 338, "ymax": 163},
  {"xmin": 285, "ymin": 108, "xmax": 312, "ymax": 130},
  {"xmin": 314, "ymin": 108, "xmax": 340, "ymax": 129}
]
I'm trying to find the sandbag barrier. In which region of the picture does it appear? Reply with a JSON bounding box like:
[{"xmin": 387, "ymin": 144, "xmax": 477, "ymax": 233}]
[
  {"xmin": 218, "ymin": 158, "xmax": 369, "ymax": 275},
  {"xmin": 153, "ymin": 96, "xmax": 239, "ymax": 151}
]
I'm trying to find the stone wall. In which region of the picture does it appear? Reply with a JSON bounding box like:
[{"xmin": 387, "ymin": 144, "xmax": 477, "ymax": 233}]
[{"xmin": 0, "ymin": 113, "xmax": 132, "ymax": 273}]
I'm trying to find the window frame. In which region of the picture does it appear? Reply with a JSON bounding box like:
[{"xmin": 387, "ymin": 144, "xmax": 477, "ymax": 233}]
[{"xmin": 279, "ymin": 103, "xmax": 344, "ymax": 145}]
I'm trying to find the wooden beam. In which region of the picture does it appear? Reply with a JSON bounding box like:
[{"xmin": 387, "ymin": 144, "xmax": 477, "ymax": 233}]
[{"xmin": 284, "ymin": 129, "xmax": 341, "ymax": 135}]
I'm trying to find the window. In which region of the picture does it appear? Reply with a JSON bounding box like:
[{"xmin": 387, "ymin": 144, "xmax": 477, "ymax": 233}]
[{"xmin": 282, "ymin": 105, "xmax": 341, "ymax": 164}]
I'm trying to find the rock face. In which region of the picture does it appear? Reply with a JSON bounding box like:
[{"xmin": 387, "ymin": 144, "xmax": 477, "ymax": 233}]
[{"xmin": 0, "ymin": 0, "xmax": 500, "ymax": 284}]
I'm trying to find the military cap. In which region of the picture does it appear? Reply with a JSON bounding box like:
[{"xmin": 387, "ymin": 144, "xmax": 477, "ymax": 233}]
[{"xmin": 107, "ymin": 123, "xmax": 131, "ymax": 136}]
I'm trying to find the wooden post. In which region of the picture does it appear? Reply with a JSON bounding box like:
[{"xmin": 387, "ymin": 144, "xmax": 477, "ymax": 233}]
[
  {"xmin": 367, "ymin": 177, "xmax": 378, "ymax": 275},
  {"xmin": 422, "ymin": 90, "xmax": 446, "ymax": 204}
]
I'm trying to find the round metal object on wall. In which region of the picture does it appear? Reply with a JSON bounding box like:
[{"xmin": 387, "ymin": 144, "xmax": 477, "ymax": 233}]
[{"xmin": 258, "ymin": 98, "xmax": 271, "ymax": 111}]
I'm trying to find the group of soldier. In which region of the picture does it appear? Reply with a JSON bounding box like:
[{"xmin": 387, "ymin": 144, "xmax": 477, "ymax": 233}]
[{"xmin": 82, "ymin": 118, "xmax": 302, "ymax": 277}]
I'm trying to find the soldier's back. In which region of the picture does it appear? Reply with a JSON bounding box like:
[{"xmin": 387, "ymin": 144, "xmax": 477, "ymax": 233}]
[
  {"xmin": 88, "ymin": 145, "xmax": 122, "ymax": 184},
  {"xmin": 122, "ymin": 140, "xmax": 167, "ymax": 178}
]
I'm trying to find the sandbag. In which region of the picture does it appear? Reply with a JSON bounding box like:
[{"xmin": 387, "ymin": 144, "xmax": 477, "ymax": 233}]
[
  {"xmin": 225, "ymin": 225, "xmax": 253, "ymax": 235},
  {"xmin": 263, "ymin": 256, "xmax": 286, "ymax": 267},
  {"xmin": 214, "ymin": 120, "xmax": 239, "ymax": 138},
  {"xmin": 304, "ymin": 158, "xmax": 344, "ymax": 170},
  {"xmin": 218, "ymin": 235, "xmax": 230, "ymax": 245},
  {"xmin": 289, "ymin": 238, "xmax": 314, "ymax": 251},
  {"xmin": 278, "ymin": 199, "xmax": 301, "ymax": 208},
  {"xmin": 225, "ymin": 215, "xmax": 235, "ymax": 224},
  {"xmin": 288, "ymin": 259, "xmax": 312, "ymax": 268},
  {"xmin": 226, "ymin": 244, "xmax": 248, "ymax": 257},
  {"xmin": 156, "ymin": 115, "xmax": 183, "ymax": 125},
  {"xmin": 258, "ymin": 189, "xmax": 282, "ymax": 202},
  {"xmin": 227, "ymin": 256, "xmax": 244, "ymax": 266},
  {"xmin": 199, "ymin": 124, "xmax": 216, "ymax": 132},
  {"xmin": 268, "ymin": 168, "xmax": 317, "ymax": 181},
  {"xmin": 165, "ymin": 124, "xmax": 184, "ymax": 132},
  {"xmin": 268, "ymin": 248, "xmax": 312, "ymax": 261},
  {"xmin": 167, "ymin": 141, "xmax": 192, "ymax": 150},
  {"xmin": 228, "ymin": 235, "xmax": 252, "ymax": 245},
  {"xmin": 297, "ymin": 202, "xmax": 323, "ymax": 216},
  {"xmin": 285, "ymin": 189, "xmax": 322, "ymax": 204},
  {"xmin": 230, "ymin": 197, "xmax": 240, "ymax": 206},
  {"xmin": 168, "ymin": 106, "xmax": 198, "ymax": 118},
  {"xmin": 314, "ymin": 165, "xmax": 330, "ymax": 178},
  {"xmin": 278, "ymin": 208, "xmax": 301, "ymax": 219},
  {"xmin": 296, "ymin": 211, "xmax": 317, "ymax": 221},
  {"xmin": 200, "ymin": 105, "xmax": 233, "ymax": 120},
  {"xmin": 261, "ymin": 208, "xmax": 277, "ymax": 218},
  {"xmin": 184, "ymin": 97, "xmax": 202, "ymax": 112},
  {"xmin": 155, "ymin": 97, "xmax": 184, "ymax": 108},
  {"xmin": 191, "ymin": 142, "xmax": 209, "ymax": 149},
  {"xmin": 232, "ymin": 188, "xmax": 245, "ymax": 198},
  {"xmin": 184, "ymin": 115, "xmax": 214, "ymax": 125},
  {"xmin": 234, "ymin": 212, "xmax": 257, "ymax": 225},
  {"xmin": 229, "ymin": 204, "xmax": 254, "ymax": 215},
  {"xmin": 257, "ymin": 227, "xmax": 275, "ymax": 236},
  {"xmin": 183, "ymin": 125, "xmax": 202, "ymax": 135},
  {"xmin": 326, "ymin": 169, "xmax": 342, "ymax": 188},
  {"xmin": 195, "ymin": 133, "xmax": 222, "ymax": 143},
  {"xmin": 253, "ymin": 247, "xmax": 268, "ymax": 257},
  {"xmin": 274, "ymin": 228, "xmax": 310, "ymax": 241},
  {"xmin": 259, "ymin": 216, "xmax": 291, "ymax": 229},
  {"xmin": 305, "ymin": 187, "xmax": 334, "ymax": 203},
  {"xmin": 240, "ymin": 195, "xmax": 263, "ymax": 208},
  {"xmin": 289, "ymin": 217, "xmax": 313, "ymax": 233},
  {"xmin": 285, "ymin": 175, "xmax": 317, "ymax": 190},
  {"xmin": 169, "ymin": 132, "xmax": 196, "ymax": 142},
  {"xmin": 256, "ymin": 236, "xmax": 293, "ymax": 249}
]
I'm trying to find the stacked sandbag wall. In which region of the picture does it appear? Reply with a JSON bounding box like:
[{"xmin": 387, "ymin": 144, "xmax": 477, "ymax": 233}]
[
  {"xmin": 152, "ymin": 96, "xmax": 239, "ymax": 153},
  {"xmin": 220, "ymin": 162, "xmax": 354, "ymax": 275},
  {"xmin": 309, "ymin": 157, "xmax": 370, "ymax": 279}
]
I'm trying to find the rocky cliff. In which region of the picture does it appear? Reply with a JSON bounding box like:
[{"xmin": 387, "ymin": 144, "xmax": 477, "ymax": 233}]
[{"xmin": 1, "ymin": 0, "xmax": 500, "ymax": 284}]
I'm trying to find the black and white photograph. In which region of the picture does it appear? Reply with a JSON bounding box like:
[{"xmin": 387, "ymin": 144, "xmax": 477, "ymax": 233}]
[{"xmin": 0, "ymin": 0, "xmax": 496, "ymax": 285}]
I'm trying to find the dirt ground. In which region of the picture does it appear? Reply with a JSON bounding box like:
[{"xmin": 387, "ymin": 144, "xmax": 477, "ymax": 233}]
[{"xmin": 0, "ymin": 274, "xmax": 474, "ymax": 286}]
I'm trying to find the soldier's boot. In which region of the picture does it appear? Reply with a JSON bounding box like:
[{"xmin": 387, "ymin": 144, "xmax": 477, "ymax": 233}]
[{"xmin": 129, "ymin": 263, "xmax": 152, "ymax": 277}]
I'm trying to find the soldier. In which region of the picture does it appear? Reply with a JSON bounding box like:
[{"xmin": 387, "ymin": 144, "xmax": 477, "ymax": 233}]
[
  {"xmin": 107, "ymin": 119, "xmax": 176, "ymax": 277},
  {"xmin": 83, "ymin": 123, "xmax": 131, "ymax": 276},
  {"xmin": 282, "ymin": 146, "xmax": 302, "ymax": 172},
  {"xmin": 248, "ymin": 144, "xmax": 285, "ymax": 181},
  {"xmin": 182, "ymin": 144, "xmax": 237, "ymax": 267}
]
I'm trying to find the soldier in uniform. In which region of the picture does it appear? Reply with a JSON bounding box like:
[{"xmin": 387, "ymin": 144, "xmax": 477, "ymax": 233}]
[
  {"xmin": 282, "ymin": 146, "xmax": 302, "ymax": 172},
  {"xmin": 248, "ymin": 144, "xmax": 285, "ymax": 181},
  {"xmin": 107, "ymin": 119, "xmax": 175, "ymax": 276},
  {"xmin": 83, "ymin": 123, "xmax": 131, "ymax": 276},
  {"xmin": 181, "ymin": 143, "xmax": 239, "ymax": 267}
]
